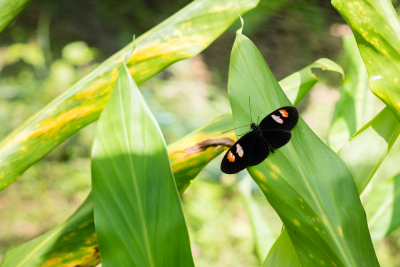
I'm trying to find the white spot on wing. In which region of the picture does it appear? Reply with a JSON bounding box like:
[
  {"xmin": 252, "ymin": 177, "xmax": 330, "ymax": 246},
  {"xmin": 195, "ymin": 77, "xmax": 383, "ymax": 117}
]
[
  {"xmin": 236, "ymin": 144, "xmax": 244, "ymax": 157},
  {"xmin": 370, "ymin": 75, "xmax": 383, "ymax": 81},
  {"xmin": 271, "ymin": 114, "xmax": 283, "ymax": 124}
]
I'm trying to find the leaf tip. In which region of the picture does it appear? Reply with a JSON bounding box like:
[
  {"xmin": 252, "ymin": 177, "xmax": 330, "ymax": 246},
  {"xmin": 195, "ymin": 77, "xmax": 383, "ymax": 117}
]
[
  {"xmin": 124, "ymin": 35, "xmax": 136, "ymax": 64},
  {"xmin": 237, "ymin": 14, "xmax": 244, "ymax": 35}
]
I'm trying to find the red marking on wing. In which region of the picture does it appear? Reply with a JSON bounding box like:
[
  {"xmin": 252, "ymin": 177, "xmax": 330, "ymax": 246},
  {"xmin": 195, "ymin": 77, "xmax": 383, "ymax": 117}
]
[
  {"xmin": 279, "ymin": 109, "xmax": 289, "ymax": 117},
  {"xmin": 227, "ymin": 151, "xmax": 235, "ymax": 162}
]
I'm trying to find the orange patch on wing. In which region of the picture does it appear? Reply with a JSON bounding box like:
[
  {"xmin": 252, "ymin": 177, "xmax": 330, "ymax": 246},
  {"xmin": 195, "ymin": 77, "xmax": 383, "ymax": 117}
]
[
  {"xmin": 227, "ymin": 151, "xmax": 235, "ymax": 162},
  {"xmin": 279, "ymin": 109, "xmax": 289, "ymax": 117}
]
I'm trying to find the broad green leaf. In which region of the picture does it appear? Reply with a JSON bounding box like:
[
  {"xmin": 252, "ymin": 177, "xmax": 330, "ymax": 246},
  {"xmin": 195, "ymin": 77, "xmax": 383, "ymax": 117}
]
[
  {"xmin": 0, "ymin": 58, "xmax": 343, "ymax": 266},
  {"xmin": 362, "ymin": 133, "xmax": 400, "ymax": 242},
  {"xmin": 169, "ymin": 113, "xmax": 235, "ymax": 194},
  {"xmin": 263, "ymin": 229, "xmax": 301, "ymax": 267},
  {"xmin": 269, "ymin": 106, "xmax": 400, "ymax": 266},
  {"xmin": 328, "ymin": 35, "xmax": 377, "ymax": 152},
  {"xmin": 169, "ymin": 57, "xmax": 343, "ymax": 193},
  {"xmin": 228, "ymin": 26, "xmax": 378, "ymax": 266},
  {"xmin": 332, "ymin": 0, "xmax": 400, "ymax": 121},
  {"xmin": 365, "ymin": 174, "xmax": 400, "ymax": 242},
  {"xmin": 0, "ymin": 0, "xmax": 259, "ymax": 191},
  {"xmin": 0, "ymin": 115, "xmax": 235, "ymax": 267},
  {"xmin": 238, "ymin": 176, "xmax": 276, "ymax": 264},
  {"xmin": 338, "ymin": 107, "xmax": 400, "ymax": 194},
  {"xmin": 279, "ymin": 58, "xmax": 343, "ymax": 107},
  {"xmin": 0, "ymin": 0, "xmax": 32, "ymax": 33},
  {"xmin": 1, "ymin": 133, "xmax": 205, "ymax": 267},
  {"xmin": 91, "ymin": 57, "xmax": 193, "ymax": 266}
]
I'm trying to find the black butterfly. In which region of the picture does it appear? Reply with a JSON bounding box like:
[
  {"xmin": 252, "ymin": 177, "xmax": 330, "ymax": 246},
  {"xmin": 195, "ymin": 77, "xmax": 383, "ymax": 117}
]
[{"xmin": 221, "ymin": 106, "xmax": 298, "ymax": 174}]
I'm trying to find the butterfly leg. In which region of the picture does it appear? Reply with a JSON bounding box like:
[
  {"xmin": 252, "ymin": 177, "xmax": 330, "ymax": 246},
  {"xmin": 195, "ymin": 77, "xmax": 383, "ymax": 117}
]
[{"xmin": 260, "ymin": 136, "xmax": 274, "ymax": 153}]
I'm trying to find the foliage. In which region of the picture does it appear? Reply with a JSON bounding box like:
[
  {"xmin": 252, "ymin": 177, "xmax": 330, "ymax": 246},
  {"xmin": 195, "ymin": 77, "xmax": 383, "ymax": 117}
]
[
  {"xmin": 0, "ymin": 0, "xmax": 259, "ymax": 190},
  {"xmin": 1, "ymin": 0, "xmax": 400, "ymax": 266}
]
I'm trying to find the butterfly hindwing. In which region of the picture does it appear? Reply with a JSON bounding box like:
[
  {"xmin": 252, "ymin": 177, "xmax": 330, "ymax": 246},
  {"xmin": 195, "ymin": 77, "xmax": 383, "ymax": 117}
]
[
  {"xmin": 262, "ymin": 130, "xmax": 292, "ymax": 150},
  {"xmin": 248, "ymin": 136, "xmax": 270, "ymax": 166},
  {"xmin": 220, "ymin": 131, "xmax": 257, "ymax": 174}
]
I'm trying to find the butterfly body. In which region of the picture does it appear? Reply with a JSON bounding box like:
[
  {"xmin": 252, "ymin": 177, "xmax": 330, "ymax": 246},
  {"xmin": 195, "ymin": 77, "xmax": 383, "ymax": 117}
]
[
  {"xmin": 249, "ymin": 122, "xmax": 275, "ymax": 153},
  {"xmin": 221, "ymin": 106, "xmax": 298, "ymax": 174}
]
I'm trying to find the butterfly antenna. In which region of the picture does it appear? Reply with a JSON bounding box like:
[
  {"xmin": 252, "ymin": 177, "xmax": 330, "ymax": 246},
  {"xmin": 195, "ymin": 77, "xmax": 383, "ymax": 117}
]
[
  {"xmin": 221, "ymin": 123, "xmax": 252, "ymax": 134},
  {"xmin": 249, "ymin": 97, "xmax": 252, "ymax": 123}
]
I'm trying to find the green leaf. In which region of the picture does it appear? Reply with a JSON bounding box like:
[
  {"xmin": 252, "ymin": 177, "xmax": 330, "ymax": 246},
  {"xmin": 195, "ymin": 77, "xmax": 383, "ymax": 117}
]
[
  {"xmin": 91, "ymin": 58, "xmax": 193, "ymax": 266},
  {"xmin": 238, "ymin": 176, "xmax": 276, "ymax": 264},
  {"xmin": 279, "ymin": 58, "xmax": 343, "ymax": 107},
  {"xmin": 0, "ymin": 115, "xmax": 235, "ymax": 267},
  {"xmin": 269, "ymin": 106, "xmax": 400, "ymax": 266},
  {"xmin": 338, "ymin": 107, "xmax": 400, "ymax": 194},
  {"xmin": 228, "ymin": 27, "xmax": 378, "ymax": 266},
  {"xmin": 0, "ymin": 0, "xmax": 259, "ymax": 190},
  {"xmin": 361, "ymin": 134, "xmax": 400, "ymax": 242},
  {"xmin": 328, "ymin": 35, "xmax": 377, "ymax": 152},
  {"xmin": 0, "ymin": 0, "xmax": 32, "ymax": 33},
  {"xmin": 263, "ymin": 229, "xmax": 301, "ymax": 267},
  {"xmin": 0, "ymin": 57, "xmax": 344, "ymax": 266},
  {"xmin": 169, "ymin": 113, "xmax": 235, "ymax": 194},
  {"xmin": 365, "ymin": 174, "xmax": 400, "ymax": 242},
  {"xmin": 332, "ymin": 0, "xmax": 400, "ymax": 121},
  {"xmin": 0, "ymin": 195, "xmax": 98, "ymax": 267}
]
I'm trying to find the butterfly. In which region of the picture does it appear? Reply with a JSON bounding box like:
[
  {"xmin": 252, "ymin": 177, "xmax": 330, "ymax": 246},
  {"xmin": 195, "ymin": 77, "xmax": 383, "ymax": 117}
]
[{"xmin": 221, "ymin": 106, "xmax": 298, "ymax": 174}]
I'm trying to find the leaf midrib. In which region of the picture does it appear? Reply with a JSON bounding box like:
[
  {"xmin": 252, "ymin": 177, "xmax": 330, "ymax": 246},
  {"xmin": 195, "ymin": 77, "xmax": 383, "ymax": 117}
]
[{"xmin": 117, "ymin": 72, "xmax": 154, "ymax": 267}]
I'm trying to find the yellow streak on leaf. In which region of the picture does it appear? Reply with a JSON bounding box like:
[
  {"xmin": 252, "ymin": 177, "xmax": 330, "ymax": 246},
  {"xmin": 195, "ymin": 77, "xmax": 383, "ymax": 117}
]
[
  {"xmin": 338, "ymin": 226, "xmax": 343, "ymax": 236},
  {"xmin": 42, "ymin": 258, "xmax": 61, "ymax": 267}
]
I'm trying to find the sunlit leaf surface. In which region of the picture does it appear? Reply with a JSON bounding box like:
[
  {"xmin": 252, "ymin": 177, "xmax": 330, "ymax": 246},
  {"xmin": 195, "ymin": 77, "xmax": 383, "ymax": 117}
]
[
  {"xmin": 271, "ymin": 105, "xmax": 400, "ymax": 266},
  {"xmin": 228, "ymin": 26, "xmax": 378, "ymax": 266},
  {"xmin": 328, "ymin": 36, "xmax": 377, "ymax": 152},
  {"xmin": 0, "ymin": 0, "xmax": 260, "ymax": 190},
  {"xmin": 91, "ymin": 59, "xmax": 193, "ymax": 266},
  {"xmin": 361, "ymin": 132, "xmax": 400, "ymax": 242},
  {"xmin": 365, "ymin": 174, "xmax": 400, "ymax": 242},
  {"xmin": 332, "ymin": 0, "xmax": 400, "ymax": 121},
  {"xmin": 169, "ymin": 113, "xmax": 235, "ymax": 194},
  {"xmin": 238, "ymin": 176, "xmax": 276, "ymax": 264},
  {"xmin": 338, "ymin": 107, "xmax": 400, "ymax": 194},
  {"xmin": 279, "ymin": 58, "xmax": 343, "ymax": 107}
]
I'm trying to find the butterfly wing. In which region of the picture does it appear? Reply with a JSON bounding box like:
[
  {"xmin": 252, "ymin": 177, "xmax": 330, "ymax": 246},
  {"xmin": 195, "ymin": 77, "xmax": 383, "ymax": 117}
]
[
  {"xmin": 259, "ymin": 106, "xmax": 298, "ymax": 149},
  {"xmin": 221, "ymin": 131, "xmax": 257, "ymax": 174},
  {"xmin": 248, "ymin": 136, "xmax": 270, "ymax": 166},
  {"xmin": 221, "ymin": 106, "xmax": 298, "ymax": 174}
]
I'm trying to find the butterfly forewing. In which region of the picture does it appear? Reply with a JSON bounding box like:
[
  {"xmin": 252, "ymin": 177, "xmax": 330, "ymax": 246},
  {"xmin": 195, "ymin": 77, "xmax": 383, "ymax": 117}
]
[
  {"xmin": 259, "ymin": 106, "xmax": 298, "ymax": 149},
  {"xmin": 259, "ymin": 106, "xmax": 298, "ymax": 132},
  {"xmin": 221, "ymin": 131, "xmax": 257, "ymax": 174}
]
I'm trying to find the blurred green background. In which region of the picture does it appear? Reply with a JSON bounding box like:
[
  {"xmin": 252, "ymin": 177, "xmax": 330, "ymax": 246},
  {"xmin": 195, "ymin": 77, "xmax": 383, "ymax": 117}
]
[{"xmin": 1, "ymin": 0, "xmax": 400, "ymax": 266}]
